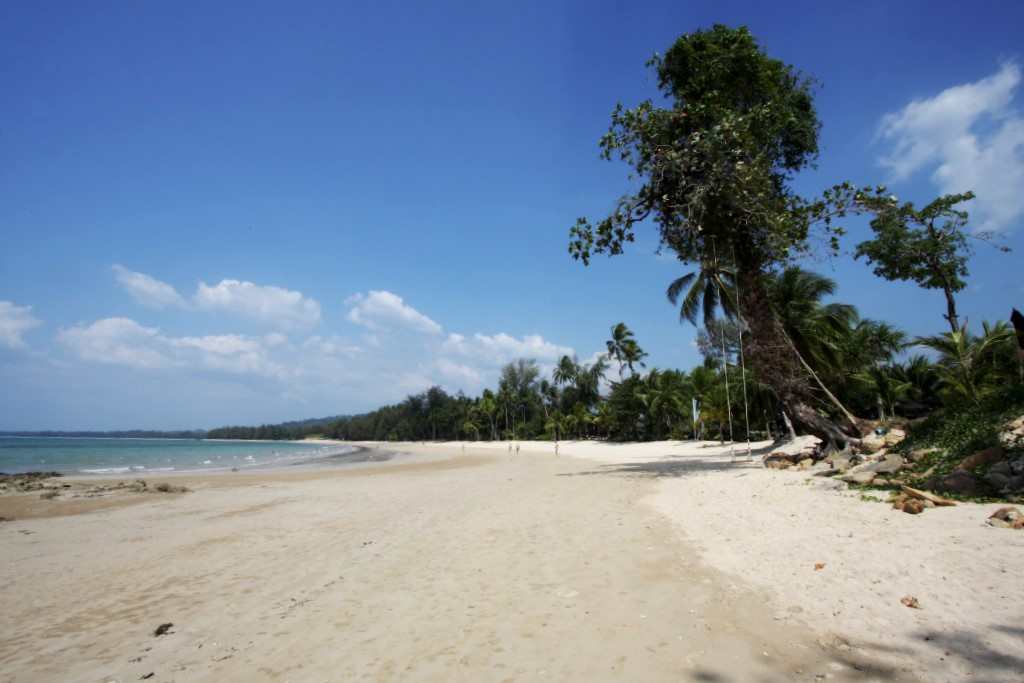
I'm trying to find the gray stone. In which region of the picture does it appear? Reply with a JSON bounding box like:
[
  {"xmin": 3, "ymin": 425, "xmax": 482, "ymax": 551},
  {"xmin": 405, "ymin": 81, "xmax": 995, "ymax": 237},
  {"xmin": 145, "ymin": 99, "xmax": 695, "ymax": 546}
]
[
  {"xmin": 1010, "ymin": 457, "xmax": 1024, "ymax": 476},
  {"xmin": 871, "ymin": 453, "xmax": 905, "ymax": 475},
  {"xmin": 841, "ymin": 471, "xmax": 877, "ymax": 485},
  {"xmin": 989, "ymin": 461, "xmax": 1013, "ymax": 477},
  {"xmin": 986, "ymin": 472, "xmax": 1010, "ymax": 491}
]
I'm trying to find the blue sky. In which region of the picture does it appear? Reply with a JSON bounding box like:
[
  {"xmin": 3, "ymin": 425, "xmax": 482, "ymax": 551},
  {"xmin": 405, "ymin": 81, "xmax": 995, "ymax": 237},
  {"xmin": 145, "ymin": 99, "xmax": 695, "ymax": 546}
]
[{"xmin": 2, "ymin": 1, "xmax": 1023, "ymax": 430}]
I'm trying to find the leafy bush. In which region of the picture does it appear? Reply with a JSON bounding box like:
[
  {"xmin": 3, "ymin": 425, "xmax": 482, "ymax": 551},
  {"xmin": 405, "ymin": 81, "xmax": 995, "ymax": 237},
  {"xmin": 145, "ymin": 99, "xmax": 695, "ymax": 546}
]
[{"xmin": 897, "ymin": 384, "xmax": 1024, "ymax": 477}]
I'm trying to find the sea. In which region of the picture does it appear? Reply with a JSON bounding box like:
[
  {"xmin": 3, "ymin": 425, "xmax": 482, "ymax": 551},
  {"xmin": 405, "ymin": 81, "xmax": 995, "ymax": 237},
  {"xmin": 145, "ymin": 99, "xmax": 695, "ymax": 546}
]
[{"xmin": 0, "ymin": 437, "xmax": 364, "ymax": 475}]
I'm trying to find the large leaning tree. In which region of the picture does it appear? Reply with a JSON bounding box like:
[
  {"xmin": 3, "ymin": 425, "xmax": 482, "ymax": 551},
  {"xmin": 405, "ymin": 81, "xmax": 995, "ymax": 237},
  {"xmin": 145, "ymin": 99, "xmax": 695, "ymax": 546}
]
[{"xmin": 568, "ymin": 25, "xmax": 875, "ymax": 447}]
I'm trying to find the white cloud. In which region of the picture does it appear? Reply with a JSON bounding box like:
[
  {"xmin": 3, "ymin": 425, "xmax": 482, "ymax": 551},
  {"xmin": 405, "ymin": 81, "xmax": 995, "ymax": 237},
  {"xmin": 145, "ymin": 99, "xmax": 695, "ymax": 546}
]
[
  {"xmin": 436, "ymin": 357, "xmax": 483, "ymax": 386},
  {"xmin": 57, "ymin": 318, "xmax": 172, "ymax": 369},
  {"xmin": 345, "ymin": 290, "xmax": 442, "ymax": 335},
  {"xmin": 878, "ymin": 61, "xmax": 1024, "ymax": 232},
  {"xmin": 302, "ymin": 335, "xmax": 362, "ymax": 357},
  {"xmin": 58, "ymin": 318, "xmax": 287, "ymax": 377},
  {"xmin": 112, "ymin": 265, "xmax": 187, "ymax": 309},
  {"xmin": 0, "ymin": 301, "xmax": 43, "ymax": 350},
  {"xmin": 441, "ymin": 332, "xmax": 573, "ymax": 365},
  {"xmin": 195, "ymin": 279, "xmax": 321, "ymax": 330}
]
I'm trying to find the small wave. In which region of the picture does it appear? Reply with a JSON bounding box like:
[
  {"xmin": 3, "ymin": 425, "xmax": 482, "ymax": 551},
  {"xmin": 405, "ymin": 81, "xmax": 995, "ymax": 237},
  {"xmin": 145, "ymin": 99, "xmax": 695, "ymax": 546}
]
[{"xmin": 80, "ymin": 467, "xmax": 133, "ymax": 474}]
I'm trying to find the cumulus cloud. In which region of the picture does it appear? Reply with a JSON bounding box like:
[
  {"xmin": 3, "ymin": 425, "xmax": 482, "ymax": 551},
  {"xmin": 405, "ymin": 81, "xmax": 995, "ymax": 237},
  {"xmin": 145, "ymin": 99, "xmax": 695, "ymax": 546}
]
[
  {"xmin": 878, "ymin": 61, "xmax": 1024, "ymax": 232},
  {"xmin": 195, "ymin": 279, "xmax": 321, "ymax": 330},
  {"xmin": 57, "ymin": 318, "xmax": 172, "ymax": 369},
  {"xmin": 112, "ymin": 265, "xmax": 187, "ymax": 309},
  {"xmin": 112, "ymin": 266, "xmax": 321, "ymax": 330},
  {"xmin": 441, "ymin": 332, "xmax": 573, "ymax": 365},
  {"xmin": 435, "ymin": 357, "xmax": 483, "ymax": 386},
  {"xmin": 0, "ymin": 301, "xmax": 43, "ymax": 350},
  {"xmin": 345, "ymin": 290, "xmax": 442, "ymax": 335},
  {"xmin": 58, "ymin": 318, "xmax": 287, "ymax": 377}
]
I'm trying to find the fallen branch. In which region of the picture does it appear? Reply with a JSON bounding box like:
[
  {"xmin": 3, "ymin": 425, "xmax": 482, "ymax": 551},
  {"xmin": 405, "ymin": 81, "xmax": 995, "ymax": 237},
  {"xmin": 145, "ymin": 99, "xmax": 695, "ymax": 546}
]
[{"xmin": 901, "ymin": 485, "xmax": 956, "ymax": 507}]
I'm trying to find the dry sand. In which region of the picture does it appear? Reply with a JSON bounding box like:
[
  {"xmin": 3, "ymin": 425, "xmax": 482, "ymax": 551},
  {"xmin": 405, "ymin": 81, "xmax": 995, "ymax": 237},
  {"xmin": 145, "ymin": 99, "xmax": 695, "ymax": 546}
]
[{"xmin": 0, "ymin": 440, "xmax": 1020, "ymax": 682}]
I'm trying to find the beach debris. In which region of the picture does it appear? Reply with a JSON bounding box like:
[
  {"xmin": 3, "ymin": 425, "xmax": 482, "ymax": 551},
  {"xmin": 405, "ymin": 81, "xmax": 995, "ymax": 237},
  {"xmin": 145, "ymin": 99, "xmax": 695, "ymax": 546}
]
[
  {"xmin": 140, "ymin": 673, "xmax": 155, "ymax": 680},
  {"xmin": 901, "ymin": 486, "xmax": 956, "ymax": 507},
  {"xmin": 0, "ymin": 471, "xmax": 63, "ymax": 493},
  {"xmin": 153, "ymin": 623, "xmax": 174, "ymax": 637},
  {"xmin": 986, "ymin": 506, "xmax": 1024, "ymax": 529},
  {"xmin": 900, "ymin": 596, "xmax": 921, "ymax": 609},
  {"xmin": 0, "ymin": 516, "xmax": 11, "ymax": 523},
  {"xmin": 814, "ymin": 563, "xmax": 825, "ymax": 571},
  {"xmin": 153, "ymin": 482, "xmax": 189, "ymax": 494}
]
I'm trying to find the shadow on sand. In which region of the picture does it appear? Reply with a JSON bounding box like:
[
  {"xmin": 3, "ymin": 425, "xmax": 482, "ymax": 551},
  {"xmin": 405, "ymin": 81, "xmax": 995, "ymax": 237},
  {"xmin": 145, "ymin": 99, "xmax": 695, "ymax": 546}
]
[{"xmin": 558, "ymin": 442, "xmax": 777, "ymax": 479}]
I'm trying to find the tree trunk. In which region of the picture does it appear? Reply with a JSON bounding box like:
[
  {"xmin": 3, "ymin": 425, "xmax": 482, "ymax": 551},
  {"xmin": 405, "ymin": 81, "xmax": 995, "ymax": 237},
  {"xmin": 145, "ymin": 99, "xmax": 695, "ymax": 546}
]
[
  {"xmin": 942, "ymin": 286, "xmax": 960, "ymax": 335},
  {"xmin": 733, "ymin": 246, "xmax": 859, "ymax": 447}
]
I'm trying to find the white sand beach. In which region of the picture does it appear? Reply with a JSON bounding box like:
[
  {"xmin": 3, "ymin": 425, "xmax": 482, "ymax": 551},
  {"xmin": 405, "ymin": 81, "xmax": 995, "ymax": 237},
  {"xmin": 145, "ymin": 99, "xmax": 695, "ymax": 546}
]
[{"xmin": 1, "ymin": 440, "xmax": 1022, "ymax": 682}]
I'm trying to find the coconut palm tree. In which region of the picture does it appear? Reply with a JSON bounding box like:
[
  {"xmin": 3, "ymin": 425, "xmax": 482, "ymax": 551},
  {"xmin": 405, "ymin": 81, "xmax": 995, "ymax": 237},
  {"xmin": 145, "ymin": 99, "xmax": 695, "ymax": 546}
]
[
  {"xmin": 606, "ymin": 323, "xmax": 648, "ymax": 379},
  {"xmin": 916, "ymin": 322, "xmax": 1014, "ymax": 405},
  {"xmin": 666, "ymin": 258, "xmax": 738, "ymax": 328}
]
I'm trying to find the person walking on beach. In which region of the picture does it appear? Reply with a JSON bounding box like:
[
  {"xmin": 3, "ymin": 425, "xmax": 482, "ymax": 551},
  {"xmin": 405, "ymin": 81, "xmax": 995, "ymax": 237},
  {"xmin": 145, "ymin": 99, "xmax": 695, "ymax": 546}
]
[{"xmin": 515, "ymin": 443, "xmax": 520, "ymax": 456}]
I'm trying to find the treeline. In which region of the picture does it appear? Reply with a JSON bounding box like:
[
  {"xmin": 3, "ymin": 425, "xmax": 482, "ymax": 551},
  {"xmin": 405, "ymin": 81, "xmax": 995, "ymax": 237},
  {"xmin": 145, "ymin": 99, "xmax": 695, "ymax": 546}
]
[
  {"xmin": 202, "ymin": 262, "xmax": 1021, "ymax": 447},
  {"xmin": 205, "ymin": 415, "xmax": 345, "ymax": 441}
]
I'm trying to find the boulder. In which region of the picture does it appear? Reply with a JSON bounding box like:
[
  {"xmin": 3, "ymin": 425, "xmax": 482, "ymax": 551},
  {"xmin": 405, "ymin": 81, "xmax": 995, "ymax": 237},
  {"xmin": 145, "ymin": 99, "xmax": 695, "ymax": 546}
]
[
  {"xmin": 998, "ymin": 416, "xmax": 1024, "ymax": 449},
  {"xmin": 764, "ymin": 456, "xmax": 792, "ymax": 470},
  {"xmin": 859, "ymin": 434, "xmax": 886, "ymax": 454},
  {"xmin": 841, "ymin": 470, "xmax": 877, "ymax": 485},
  {"xmin": 985, "ymin": 472, "xmax": 1010, "ymax": 492},
  {"xmin": 989, "ymin": 461, "xmax": 1013, "ymax": 477},
  {"xmin": 935, "ymin": 469, "xmax": 984, "ymax": 496},
  {"xmin": 798, "ymin": 458, "xmax": 815, "ymax": 470},
  {"xmin": 1005, "ymin": 475, "xmax": 1024, "ymax": 493},
  {"xmin": 958, "ymin": 446, "xmax": 1006, "ymax": 472},
  {"xmin": 872, "ymin": 453, "xmax": 906, "ymax": 475},
  {"xmin": 986, "ymin": 506, "xmax": 1024, "ymax": 529},
  {"xmin": 883, "ymin": 428, "xmax": 907, "ymax": 447},
  {"xmin": 1010, "ymin": 456, "xmax": 1024, "ymax": 476},
  {"xmin": 830, "ymin": 455, "xmax": 852, "ymax": 472}
]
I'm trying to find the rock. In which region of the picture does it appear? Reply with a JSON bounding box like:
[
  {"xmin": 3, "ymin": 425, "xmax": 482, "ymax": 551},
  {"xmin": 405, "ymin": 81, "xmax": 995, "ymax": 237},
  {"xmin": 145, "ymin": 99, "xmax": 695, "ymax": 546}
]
[
  {"xmin": 1005, "ymin": 475, "xmax": 1024, "ymax": 493},
  {"xmin": 1010, "ymin": 457, "xmax": 1024, "ymax": 476},
  {"xmin": 841, "ymin": 471, "xmax": 877, "ymax": 485},
  {"xmin": 874, "ymin": 477, "xmax": 891, "ymax": 487},
  {"xmin": 958, "ymin": 446, "xmax": 1006, "ymax": 471},
  {"xmin": 908, "ymin": 447, "xmax": 940, "ymax": 463},
  {"xmin": 999, "ymin": 416, "xmax": 1024, "ymax": 448},
  {"xmin": 830, "ymin": 454, "xmax": 852, "ymax": 472},
  {"xmin": 858, "ymin": 433, "xmax": 886, "ymax": 454},
  {"xmin": 153, "ymin": 622, "xmax": 174, "ymax": 637},
  {"xmin": 883, "ymin": 428, "xmax": 907, "ymax": 447},
  {"xmin": 898, "ymin": 499, "xmax": 926, "ymax": 514},
  {"xmin": 900, "ymin": 596, "xmax": 921, "ymax": 609},
  {"xmin": 987, "ymin": 506, "xmax": 1024, "ymax": 529},
  {"xmin": 989, "ymin": 461, "xmax": 1013, "ymax": 477},
  {"xmin": 872, "ymin": 453, "xmax": 906, "ymax": 475},
  {"xmin": 986, "ymin": 472, "xmax": 1010, "ymax": 491},
  {"xmin": 765, "ymin": 457, "xmax": 792, "ymax": 470},
  {"xmin": 798, "ymin": 458, "xmax": 815, "ymax": 470},
  {"xmin": 936, "ymin": 469, "xmax": 984, "ymax": 496}
]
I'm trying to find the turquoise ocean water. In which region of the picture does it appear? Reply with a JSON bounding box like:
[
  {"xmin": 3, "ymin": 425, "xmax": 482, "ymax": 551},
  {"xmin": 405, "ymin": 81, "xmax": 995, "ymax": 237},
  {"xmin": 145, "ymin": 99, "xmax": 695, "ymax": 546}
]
[{"xmin": 0, "ymin": 437, "xmax": 356, "ymax": 475}]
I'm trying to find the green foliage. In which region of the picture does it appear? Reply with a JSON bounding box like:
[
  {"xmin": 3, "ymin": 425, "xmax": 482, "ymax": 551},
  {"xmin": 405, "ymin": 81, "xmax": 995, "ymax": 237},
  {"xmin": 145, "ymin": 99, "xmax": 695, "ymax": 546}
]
[
  {"xmin": 569, "ymin": 24, "xmax": 832, "ymax": 269},
  {"xmin": 897, "ymin": 385, "xmax": 1024, "ymax": 477},
  {"xmin": 854, "ymin": 191, "xmax": 1009, "ymax": 332}
]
